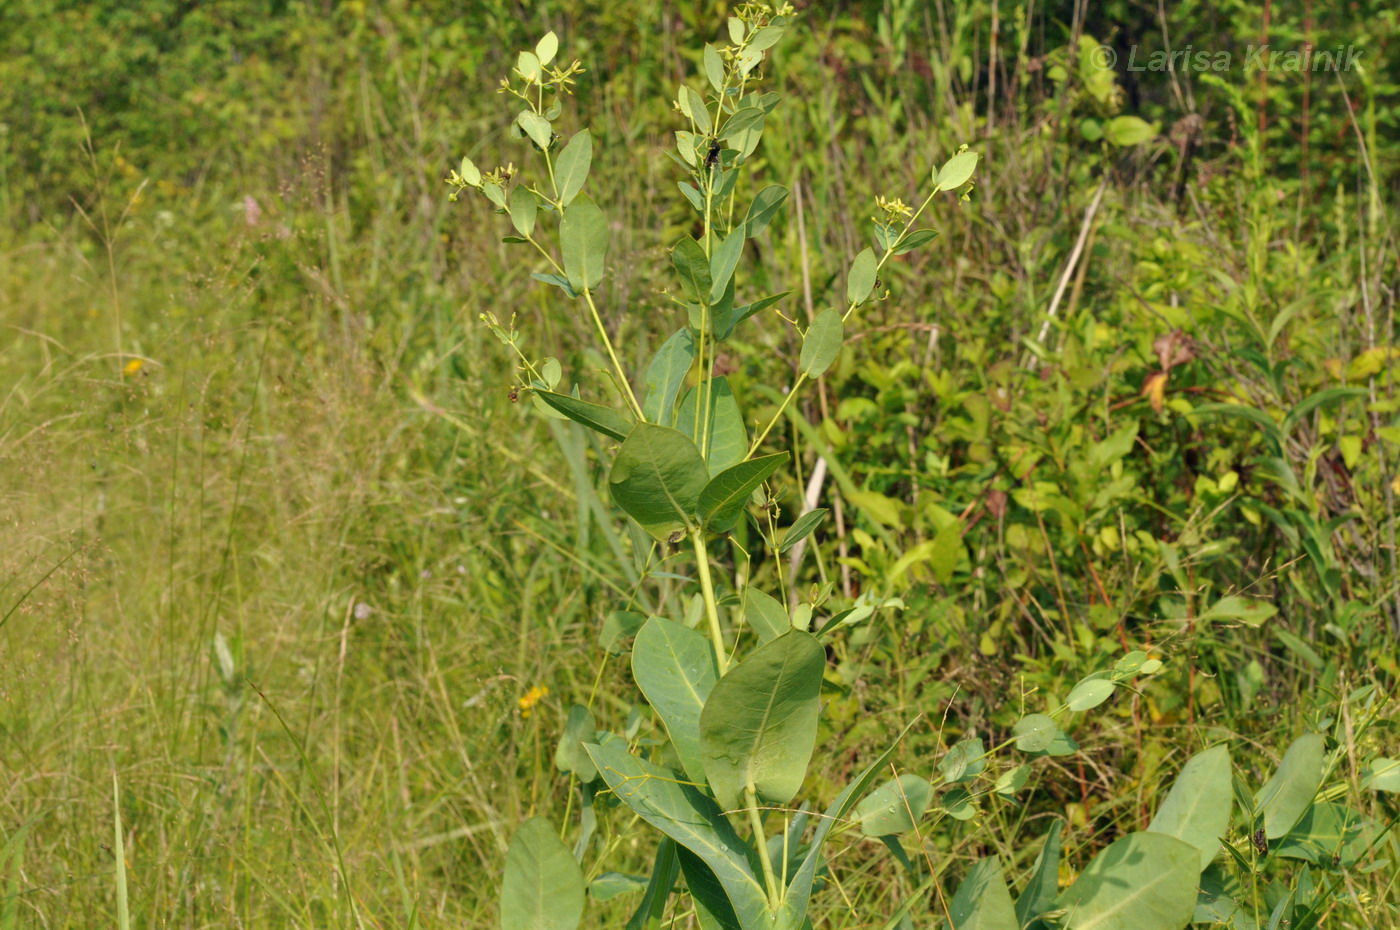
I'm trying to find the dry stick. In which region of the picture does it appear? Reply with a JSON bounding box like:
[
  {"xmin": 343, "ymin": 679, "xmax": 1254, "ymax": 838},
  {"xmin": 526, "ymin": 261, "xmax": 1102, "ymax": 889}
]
[
  {"xmin": 786, "ymin": 456, "xmax": 828, "ymax": 597},
  {"xmin": 1034, "ymin": 177, "xmax": 1108, "ymax": 347},
  {"xmin": 785, "ymin": 176, "xmax": 851, "ymax": 596}
]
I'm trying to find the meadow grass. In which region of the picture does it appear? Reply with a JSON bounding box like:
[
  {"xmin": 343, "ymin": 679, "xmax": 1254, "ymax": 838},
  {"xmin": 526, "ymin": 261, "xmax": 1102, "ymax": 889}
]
[{"xmin": 2, "ymin": 2, "xmax": 1398, "ymax": 927}]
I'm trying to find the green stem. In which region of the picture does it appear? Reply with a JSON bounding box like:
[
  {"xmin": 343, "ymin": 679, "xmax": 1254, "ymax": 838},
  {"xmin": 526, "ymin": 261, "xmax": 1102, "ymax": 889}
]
[
  {"xmin": 746, "ymin": 784, "xmax": 780, "ymax": 906},
  {"xmin": 690, "ymin": 531, "xmax": 729, "ymax": 675},
  {"xmin": 748, "ymin": 187, "xmax": 945, "ymax": 455},
  {"xmin": 582, "ymin": 287, "xmax": 644, "ymax": 420}
]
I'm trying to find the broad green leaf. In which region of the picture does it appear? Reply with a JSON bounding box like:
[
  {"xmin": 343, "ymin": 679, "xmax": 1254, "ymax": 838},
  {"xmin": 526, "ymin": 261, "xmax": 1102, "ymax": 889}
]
[
  {"xmin": 747, "ymin": 24, "xmax": 784, "ymax": 51},
  {"xmin": 554, "ymin": 130, "xmax": 592, "ymax": 207},
  {"xmin": 1364, "ymin": 757, "xmax": 1400, "ymax": 793},
  {"xmin": 631, "ymin": 616, "xmax": 717, "ymax": 785},
  {"xmin": 1274, "ymin": 802, "xmax": 1373, "ymax": 866},
  {"xmin": 583, "ymin": 742, "xmax": 769, "ymax": 926},
  {"xmin": 1255, "ymin": 733, "xmax": 1325, "ymax": 839},
  {"xmin": 609, "ymin": 425, "xmax": 709, "ymax": 540},
  {"xmin": 673, "ymin": 236, "xmax": 712, "ymax": 303},
  {"xmin": 681, "ymin": 86, "xmax": 710, "ymax": 134},
  {"xmin": 948, "ymin": 856, "xmax": 1017, "ymax": 930},
  {"xmin": 518, "ymin": 110, "xmax": 553, "ymax": 149},
  {"xmin": 799, "ymin": 309, "xmax": 843, "ymax": 377},
  {"xmin": 554, "ymin": 704, "xmax": 598, "ymax": 782},
  {"xmin": 1066, "ymin": 678, "xmax": 1116, "ymax": 712},
  {"xmin": 599, "ymin": 610, "xmax": 645, "ymax": 655},
  {"xmin": 1015, "ymin": 820, "xmax": 1062, "ymax": 927},
  {"xmin": 698, "ymin": 452, "xmax": 788, "ymax": 532},
  {"xmin": 589, "ymin": 873, "xmax": 647, "ymax": 902},
  {"xmin": 703, "ymin": 44, "xmax": 725, "ymax": 92},
  {"xmin": 778, "ymin": 509, "xmax": 827, "ymax": 554},
  {"xmin": 1193, "ymin": 866, "xmax": 1248, "ymax": 926},
  {"xmin": 855, "ymin": 775, "xmax": 933, "ymax": 837},
  {"xmin": 531, "ymin": 272, "xmax": 579, "ymax": 298},
  {"xmin": 1053, "ymin": 832, "xmax": 1198, "ymax": 930},
  {"xmin": 891, "ymin": 229, "xmax": 937, "ymax": 255},
  {"xmin": 535, "ymin": 391, "xmax": 633, "ymax": 441},
  {"xmin": 995, "ymin": 764, "xmax": 1031, "ymax": 799},
  {"xmin": 699, "ymin": 630, "xmax": 824, "ymax": 811},
  {"xmin": 509, "ymin": 186, "xmax": 538, "ymax": 237},
  {"xmin": 677, "ymin": 847, "xmax": 742, "ymax": 930},
  {"xmin": 1013, "ymin": 714, "xmax": 1058, "ymax": 752},
  {"xmin": 458, "ymin": 155, "xmax": 481, "ymax": 186},
  {"xmin": 940, "ymin": 738, "xmax": 987, "ymax": 784},
  {"xmin": 716, "ymin": 291, "xmax": 788, "ymax": 340},
  {"xmin": 561, "ymin": 194, "xmax": 608, "ymax": 292},
  {"xmin": 516, "ymin": 51, "xmax": 542, "ymax": 83},
  {"xmin": 625, "ymin": 838, "xmax": 678, "ymax": 930},
  {"xmin": 642, "ymin": 329, "xmax": 696, "ymax": 426},
  {"xmin": 741, "ymin": 587, "xmax": 790, "ymax": 644},
  {"xmin": 535, "ymin": 32, "xmax": 558, "ymax": 66},
  {"xmin": 846, "ymin": 248, "xmax": 877, "ymax": 305},
  {"xmin": 500, "ymin": 817, "xmax": 586, "ymax": 930},
  {"xmin": 743, "ymin": 185, "xmax": 789, "ymax": 238},
  {"xmin": 1200, "ymin": 596, "xmax": 1277, "ymax": 627},
  {"xmin": 935, "ymin": 150, "xmax": 979, "ymax": 190},
  {"xmin": 676, "ymin": 379, "xmax": 746, "ymax": 472},
  {"xmin": 1104, "ymin": 115, "xmax": 1157, "ymax": 147},
  {"xmin": 1148, "ymin": 745, "xmax": 1232, "ymax": 871},
  {"xmin": 708, "ymin": 228, "xmax": 745, "ymax": 303},
  {"xmin": 778, "ymin": 728, "xmax": 912, "ymax": 930},
  {"xmin": 718, "ymin": 107, "xmax": 765, "ymax": 142},
  {"xmin": 941, "ymin": 786, "xmax": 977, "ymax": 820}
]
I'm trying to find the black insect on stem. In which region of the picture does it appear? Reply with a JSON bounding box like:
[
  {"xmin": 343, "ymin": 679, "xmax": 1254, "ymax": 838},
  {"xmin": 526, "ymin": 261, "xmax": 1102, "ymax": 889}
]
[
  {"xmin": 705, "ymin": 138, "xmax": 721, "ymax": 168},
  {"xmin": 1252, "ymin": 828, "xmax": 1268, "ymax": 855}
]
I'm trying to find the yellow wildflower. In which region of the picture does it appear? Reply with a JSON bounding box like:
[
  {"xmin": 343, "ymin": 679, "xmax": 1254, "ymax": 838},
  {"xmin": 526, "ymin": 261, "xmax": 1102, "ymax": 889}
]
[
  {"xmin": 122, "ymin": 358, "xmax": 145, "ymax": 376},
  {"xmin": 518, "ymin": 685, "xmax": 549, "ymax": 718}
]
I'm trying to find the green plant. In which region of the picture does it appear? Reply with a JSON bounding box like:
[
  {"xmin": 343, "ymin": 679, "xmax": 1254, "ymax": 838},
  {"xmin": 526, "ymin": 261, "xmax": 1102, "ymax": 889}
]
[{"xmin": 441, "ymin": 12, "xmax": 1392, "ymax": 930}]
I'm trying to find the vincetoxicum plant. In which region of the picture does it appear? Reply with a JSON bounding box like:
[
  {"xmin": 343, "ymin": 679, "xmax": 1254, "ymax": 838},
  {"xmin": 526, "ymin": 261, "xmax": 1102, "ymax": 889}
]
[
  {"xmin": 442, "ymin": 10, "xmax": 1392, "ymax": 930},
  {"xmin": 449, "ymin": 14, "xmax": 967, "ymax": 922}
]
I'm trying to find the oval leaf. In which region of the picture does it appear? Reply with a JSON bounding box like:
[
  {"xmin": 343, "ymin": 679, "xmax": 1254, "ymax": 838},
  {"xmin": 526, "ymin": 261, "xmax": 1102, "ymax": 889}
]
[
  {"xmin": 1013, "ymin": 714, "xmax": 1059, "ymax": 752},
  {"xmin": 949, "ymin": 856, "xmax": 1017, "ymax": 930},
  {"xmin": 935, "ymin": 150, "xmax": 979, "ymax": 190},
  {"xmin": 500, "ymin": 817, "xmax": 586, "ymax": 930},
  {"xmin": 1254, "ymin": 733, "xmax": 1325, "ymax": 839},
  {"xmin": 554, "ymin": 130, "xmax": 592, "ymax": 207},
  {"xmin": 778, "ymin": 508, "xmax": 827, "ymax": 554},
  {"xmin": 608, "ymin": 424, "xmax": 709, "ymax": 541},
  {"xmin": 561, "ymin": 193, "xmax": 608, "ymax": 292},
  {"xmin": 699, "ymin": 452, "xmax": 789, "ymax": 532},
  {"xmin": 846, "ymin": 248, "xmax": 876, "ymax": 305},
  {"xmin": 1148, "ymin": 745, "xmax": 1233, "ymax": 871},
  {"xmin": 856, "ymin": 775, "xmax": 933, "ymax": 837},
  {"xmin": 676, "ymin": 379, "xmax": 746, "ymax": 472},
  {"xmin": 535, "ymin": 391, "xmax": 633, "ymax": 441},
  {"xmin": 632, "ymin": 616, "xmax": 718, "ymax": 784},
  {"xmin": 1053, "ymin": 832, "xmax": 1198, "ymax": 930},
  {"xmin": 799, "ymin": 308, "xmax": 843, "ymax": 377},
  {"xmin": 699, "ymin": 630, "xmax": 825, "ymax": 811},
  {"xmin": 741, "ymin": 587, "xmax": 791, "ymax": 644},
  {"xmin": 1066, "ymin": 677, "xmax": 1116, "ymax": 712},
  {"xmin": 642, "ymin": 328, "xmax": 696, "ymax": 426}
]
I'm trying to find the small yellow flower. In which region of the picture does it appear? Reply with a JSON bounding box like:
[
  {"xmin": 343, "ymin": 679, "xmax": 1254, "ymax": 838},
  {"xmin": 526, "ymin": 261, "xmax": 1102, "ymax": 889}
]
[
  {"xmin": 518, "ymin": 685, "xmax": 549, "ymax": 718},
  {"xmin": 122, "ymin": 358, "xmax": 144, "ymax": 376},
  {"xmin": 875, "ymin": 195, "xmax": 914, "ymax": 223}
]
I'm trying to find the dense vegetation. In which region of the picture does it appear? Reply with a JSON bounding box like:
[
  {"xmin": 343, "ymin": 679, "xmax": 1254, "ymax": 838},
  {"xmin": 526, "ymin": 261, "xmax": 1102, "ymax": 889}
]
[{"xmin": 1, "ymin": 1, "xmax": 1396, "ymax": 927}]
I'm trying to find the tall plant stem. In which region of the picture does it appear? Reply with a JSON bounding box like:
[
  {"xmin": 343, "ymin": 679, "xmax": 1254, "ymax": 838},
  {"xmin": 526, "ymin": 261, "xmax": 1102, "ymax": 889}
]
[
  {"xmin": 746, "ymin": 785, "xmax": 780, "ymax": 906},
  {"xmin": 583, "ymin": 287, "xmax": 644, "ymax": 419},
  {"xmin": 690, "ymin": 531, "xmax": 729, "ymax": 676}
]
